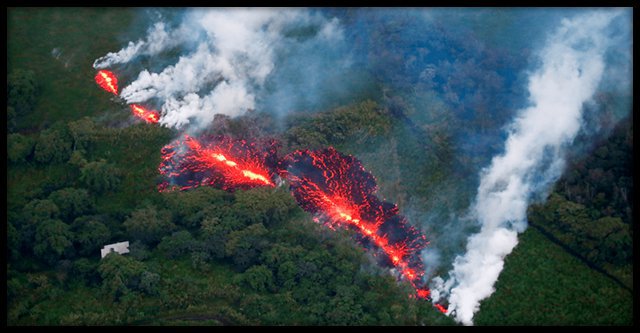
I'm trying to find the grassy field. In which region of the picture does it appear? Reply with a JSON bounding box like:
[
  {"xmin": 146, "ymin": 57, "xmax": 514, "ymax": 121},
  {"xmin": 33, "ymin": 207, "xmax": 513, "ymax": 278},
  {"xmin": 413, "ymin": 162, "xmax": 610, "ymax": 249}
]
[{"xmin": 474, "ymin": 227, "xmax": 633, "ymax": 325}]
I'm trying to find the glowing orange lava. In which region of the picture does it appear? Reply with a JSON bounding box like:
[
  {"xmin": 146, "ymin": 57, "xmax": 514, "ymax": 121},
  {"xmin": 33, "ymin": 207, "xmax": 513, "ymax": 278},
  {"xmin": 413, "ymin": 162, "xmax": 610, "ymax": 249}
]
[
  {"xmin": 281, "ymin": 147, "xmax": 431, "ymax": 300},
  {"xmin": 434, "ymin": 303, "xmax": 448, "ymax": 314},
  {"xmin": 158, "ymin": 135, "xmax": 276, "ymax": 192},
  {"xmin": 94, "ymin": 70, "xmax": 118, "ymax": 95},
  {"xmin": 158, "ymin": 137, "xmax": 442, "ymax": 311},
  {"xmin": 187, "ymin": 140, "xmax": 274, "ymax": 187},
  {"xmin": 320, "ymin": 190, "xmax": 422, "ymax": 287},
  {"xmin": 416, "ymin": 288, "xmax": 430, "ymax": 299},
  {"xmin": 130, "ymin": 104, "xmax": 160, "ymax": 124}
]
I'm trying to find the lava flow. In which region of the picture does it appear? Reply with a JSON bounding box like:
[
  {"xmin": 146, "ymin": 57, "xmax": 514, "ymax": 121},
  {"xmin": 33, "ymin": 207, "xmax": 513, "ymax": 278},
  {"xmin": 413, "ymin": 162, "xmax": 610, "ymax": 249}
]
[
  {"xmin": 434, "ymin": 303, "xmax": 448, "ymax": 314},
  {"xmin": 156, "ymin": 133, "xmax": 437, "ymax": 305},
  {"xmin": 280, "ymin": 147, "xmax": 430, "ymax": 298},
  {"xmin": 130, "ymin": 104, "xmax": 160, "ymax": 124},
  {"xmin": 158, "ymin": 135, "xmax": 278, "ymax": 192},
  {"xmin": 94, "ymin": 70, "xmax": 118, "ymax": 95}
]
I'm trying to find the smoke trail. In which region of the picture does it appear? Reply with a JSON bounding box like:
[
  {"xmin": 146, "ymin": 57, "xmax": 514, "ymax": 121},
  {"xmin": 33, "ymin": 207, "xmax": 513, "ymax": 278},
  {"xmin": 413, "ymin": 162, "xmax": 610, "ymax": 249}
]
[
  {"xmin": 94, "ymin": 8, "xmax": 345, "ymax": 130},
  {"xmin": 93, "ymin": 21, "xmax": 186, "ymax": 69},
  {"xmin": 430, "ymin": 10, "xmax": 622, "ymax": 325}
]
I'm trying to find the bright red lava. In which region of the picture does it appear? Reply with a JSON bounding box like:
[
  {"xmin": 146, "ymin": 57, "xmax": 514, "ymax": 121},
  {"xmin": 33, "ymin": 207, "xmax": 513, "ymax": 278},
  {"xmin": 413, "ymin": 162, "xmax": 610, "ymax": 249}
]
[
  {"xmin": 157, "ymin": 136, "xmax": 441, "ymax": 310},
  {"xmin": 434, "ymin": 303, "xmax": 448, "ymax": 314},
  {"xmin": 94, "ymin": 70, "xmax": 118, "ymax": 95},
  {"xmin": 91, "ymin": 67, "xmax": 442, "ymax": 311},
  {"xmin": 130, "ymin": 104, "xmax": 160, "ymax": 124},
  {"xmin": 158, "ymin": 135, "xmax": 277, "ymax": 192},
  {"xmin": 280, "ymin": 147, "xmax": 430, "ymax": 299}
]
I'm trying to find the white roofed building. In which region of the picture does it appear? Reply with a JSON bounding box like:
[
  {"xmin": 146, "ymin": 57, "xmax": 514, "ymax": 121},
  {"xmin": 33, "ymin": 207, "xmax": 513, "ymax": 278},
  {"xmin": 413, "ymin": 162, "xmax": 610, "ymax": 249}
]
[{"xmin": 100, "ymin": 241, "xmax": 130, "ymax": 259}]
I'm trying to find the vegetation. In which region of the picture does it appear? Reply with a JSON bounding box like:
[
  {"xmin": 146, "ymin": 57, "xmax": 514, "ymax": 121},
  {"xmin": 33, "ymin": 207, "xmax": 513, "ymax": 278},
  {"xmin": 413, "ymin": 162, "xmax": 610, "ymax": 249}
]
[
  {"xmin": 7, "ymin": 7, "xmax": 632, "ymax": 326},
  {"xmin": 527, "ymin": 119, "xmax": 633, "ymax": 290},
  {"xmin": 474, "ymin": 227, "xmax": 632, "ymax": 325}
]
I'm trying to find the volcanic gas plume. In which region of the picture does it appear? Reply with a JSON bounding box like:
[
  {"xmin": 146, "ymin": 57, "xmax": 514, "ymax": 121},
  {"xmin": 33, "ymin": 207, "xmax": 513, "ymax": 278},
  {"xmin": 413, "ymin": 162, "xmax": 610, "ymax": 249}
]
[
  {"xmin": 158, "ymin": 135, "xmax": 278, "ymax": 192},
  {"xmin": 430, "ymin": 10, "xmax": 624, "ymax": 325}
]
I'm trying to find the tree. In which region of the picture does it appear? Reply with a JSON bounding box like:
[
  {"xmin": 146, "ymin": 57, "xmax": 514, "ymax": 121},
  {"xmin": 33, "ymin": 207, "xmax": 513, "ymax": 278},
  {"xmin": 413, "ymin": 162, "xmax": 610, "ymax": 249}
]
[
  {"xmin": 33, "ymin": 123, "xmax": 73, "ymax": 164},
  {"xmin": 123, "ymin": 206, "xmax": 175, "ymax": 245},
  {"xmin": 69, "ymin": 150, "xmax": 88, "ymax": 168},
  {"xmin": 276, "ymin": 261, "xmax": 298, "ymax": 290},
  {"xmin": 7, "ymin": 222, "xmax": 21, "ymax": 259},
  {"xmin": 97, "ymin": 252, "xmax": 146, "ymax": 301},
  {"xmin": 200, "ymin": 215, "xmax": 244, "ymax": 259},
  {"xmin": 7, "ymin": 133, "xmax": 34, "ymax": 163},
  {"xmin": 325, "ymin": 284, "xmax": 365, "ymax": 325},
  {"xmin": 7, "ymin": 106, "xmax": 16, "ymax": 132},
  {"xmin": 241, "ymin": 265, "xmax": 274, "ymax": 292},
  {"xmin": 261, "ymin": 243, "xmax": 304, "ymax": 271},
  {"xmin": 68, "ymin": 117, "xmax": 97, "ymax": 151},
  {"xmin": 72, "ymin": 258, "xmax": 100, "ymax": 286},
  {"xmin": 128, "ymin": 240, "xmax": 150, "ymax": 261},
  {"xmin": 71, "ymin": 216, "xmax": 111, "ymax": 256},
  {"xmin": 33, "ymin": 219, "xmax": 73, "ymax": 264},
  {"xmin": 7, "ymin": 69, "xmax": 39, "ymax": 114},
  {"xmin": 190, "ymin": 250, "xmax": 210, "ymax": 271},
  {"xmin": 48, "ymin": 188, "xmax": 94, "ymax": 222},
  {"xmin": 233, "ymin": 187, "xmax": 300, "ymax": 227},
  {"xmin": 19, "ymin": 199, "xmax": 60, "ymax": 245},
  {"xmin": 162, "ymin": 186, "xmax": 231, "ymax": 229},
  {"xmin": 225, "ymin": 223, "xmax": 269, "ymax": 270},
  {"xmin": 138, "ymin": 271, "xmax": 160, "ymax": 296},
  {"xmin": 79, "ymin": 159, "xmax": 121, "ymax": 193},
  {"xmin": 591, "ymin": 216, "xmax": 631, "ymax": 265},
  {"xmin": 157, "ymin": 230, "xmax": 196, "ymax": 259}
]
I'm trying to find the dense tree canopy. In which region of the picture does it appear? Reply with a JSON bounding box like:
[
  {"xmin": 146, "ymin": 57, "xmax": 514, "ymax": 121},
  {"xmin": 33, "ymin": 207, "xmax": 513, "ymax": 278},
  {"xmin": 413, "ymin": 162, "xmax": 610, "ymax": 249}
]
[
  {"xmin": 123, "ymin": 206, "xmax": 176, "ymax": 245},
  {"xmin": 33, "ymin": 219, "xmax": 73, "ymax": 264},
  {"xmin": 71, "ymin": 216, "xmax": 111, "ymax": 257},
  {"xmin": 98, "ymin": 253, "xmax": 146, "ymax": 301},
  {"xmin": 7, "ymin": 133, "xmax": 35, "ymax": 163},
  {"xmin": 7, "ymin": 69, "xmax": 39, "ymax": 114},
  {"xmin": 34, "ymin": 123, "xmax": 73, "ymax": 164},
  {"xmin": 79, "ymin": 159, "xmax": 122, "ymax": 193},
  {"xmin": 48, "ymin": 188, "xmax": 94, "ymax": 222}
]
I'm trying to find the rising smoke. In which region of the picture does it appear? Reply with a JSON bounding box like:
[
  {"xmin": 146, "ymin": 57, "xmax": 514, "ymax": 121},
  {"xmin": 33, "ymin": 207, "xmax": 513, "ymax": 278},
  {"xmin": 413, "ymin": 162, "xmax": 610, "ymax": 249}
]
[
  {"xmin": 93, "ymin": 21, "xmax": 187, "ymax": 69},
  {"xmin": 430, "ymin": 10, "xmax": 625, "ymax": 325},
  {"xmin": 94, "ymin": 8, "xmax": 346, "ymax": 131}
]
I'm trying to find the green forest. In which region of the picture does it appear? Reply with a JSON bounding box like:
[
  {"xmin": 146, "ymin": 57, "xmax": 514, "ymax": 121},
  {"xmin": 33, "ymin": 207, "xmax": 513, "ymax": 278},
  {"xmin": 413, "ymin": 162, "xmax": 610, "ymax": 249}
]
[{"xmin": 7, "ymin": 8, "xmax": 633, "ymax": 325}]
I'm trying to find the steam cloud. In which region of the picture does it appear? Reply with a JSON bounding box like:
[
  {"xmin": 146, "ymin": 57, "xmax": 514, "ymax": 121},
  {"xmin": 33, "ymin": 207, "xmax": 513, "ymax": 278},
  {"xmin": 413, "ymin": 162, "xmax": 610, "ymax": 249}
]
[
  {"xmin": 94, "ymin": 8, "xmax": 344, "ymax": 130},
  {"xmin": 430, "ymin": 10, "xmax": 623, "ymax": 325}
]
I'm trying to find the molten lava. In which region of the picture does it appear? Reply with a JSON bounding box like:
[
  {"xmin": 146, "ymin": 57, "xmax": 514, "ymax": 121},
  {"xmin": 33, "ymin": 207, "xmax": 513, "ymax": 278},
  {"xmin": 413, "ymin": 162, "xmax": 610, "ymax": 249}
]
[
  {"xmin": 156, "ymin": 134, "xmax": 437, "ymax": 306},
  {"xmin": 280, "ymin": 147, "xmax": 430, "ymax": 298},
  {"xmin": 158, "ymin": 135, "xmax": 277, "ymax": 192},
  {"xmin": 130, "ymin": 104, "xmax": 160, "ymax": 124},
  {"xmin": 90, "ymin": 69, "xmax": 442, "ymax": 312},
  {"xmin": 434, "ymin": 303, "xmax": 448, "ymax": 314},
  {"xmin": 94, "ymin": 70, "xmax": 118, "ymax": 95}
]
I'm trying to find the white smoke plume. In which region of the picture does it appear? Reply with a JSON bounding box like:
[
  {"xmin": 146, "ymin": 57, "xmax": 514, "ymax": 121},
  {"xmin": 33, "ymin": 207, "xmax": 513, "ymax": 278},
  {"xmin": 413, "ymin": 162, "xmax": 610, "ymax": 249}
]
[
  {"xmin": 93, "ymin": 21, "xmax": 186, "ymax": 69},
  {"xmin": 94, "ymin": 8, "xmax": 344, "ymax": 130},
  {"xmin": 430, "ymin": 10, "xmax": 622, "ymax": 325}
]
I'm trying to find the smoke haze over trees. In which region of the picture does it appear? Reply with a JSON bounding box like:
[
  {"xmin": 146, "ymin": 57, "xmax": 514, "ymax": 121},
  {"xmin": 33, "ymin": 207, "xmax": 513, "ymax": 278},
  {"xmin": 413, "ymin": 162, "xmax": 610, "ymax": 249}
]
[{"xmin": 7, "ymin": 7, "xmax": 632, "ymax": 325}]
